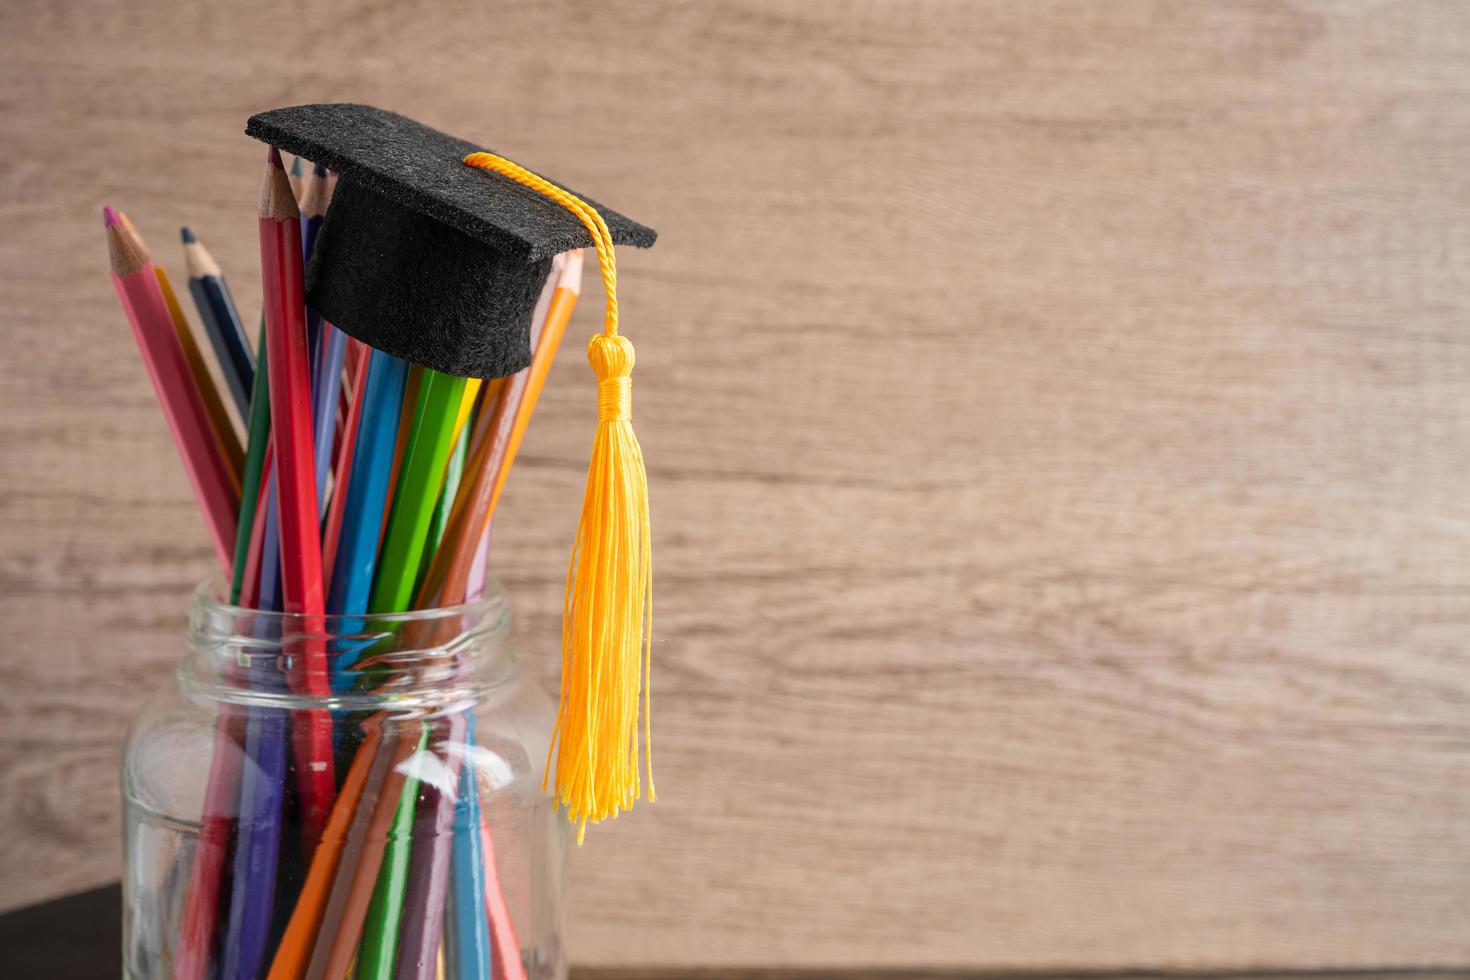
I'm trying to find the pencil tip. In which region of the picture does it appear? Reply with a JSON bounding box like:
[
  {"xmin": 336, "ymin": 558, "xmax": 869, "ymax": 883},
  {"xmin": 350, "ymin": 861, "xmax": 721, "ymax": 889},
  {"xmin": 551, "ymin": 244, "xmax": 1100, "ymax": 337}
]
[
  {"xmin": 290, "ymin": 156, "xmax": 304, "ymax": 177},
  {"xmin": 313, "ymin": 162, "xmax": 328, "ymax": 177},
  {"xmin": 180, "ymin": 226, "xmax": 196, "ymax": 243},
  {"xmin": 102, "ymin": 205, "xmax": 119, "ymax": 227},
  {"xmin": 267, "ymin": 145, "xmax": 284, "ymax": 168}
]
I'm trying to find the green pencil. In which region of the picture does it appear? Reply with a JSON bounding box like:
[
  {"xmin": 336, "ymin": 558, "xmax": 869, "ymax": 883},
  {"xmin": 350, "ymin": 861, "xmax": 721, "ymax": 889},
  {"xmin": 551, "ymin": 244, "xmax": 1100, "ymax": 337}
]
[
  {"xmin": 428, "ymin": 421, "xmax": 470, "ymax": 552},
  {"xmin": 368, "ymin": 368, "xmax": 469, "ymax": 614},
  {"xmin": 355, "ymin": 721, "xmax": 429, "ymax": 980},
  {"xmin": 229, "ymin": 318, "xmax": 270, "ymax": 603}
]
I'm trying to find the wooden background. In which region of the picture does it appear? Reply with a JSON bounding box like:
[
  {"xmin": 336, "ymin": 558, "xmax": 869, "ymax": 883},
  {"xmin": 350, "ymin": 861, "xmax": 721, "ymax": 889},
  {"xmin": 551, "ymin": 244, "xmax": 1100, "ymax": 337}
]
[{"xmin": 3, "ymin": 0, "xmax": 1470, "ymax": 972}]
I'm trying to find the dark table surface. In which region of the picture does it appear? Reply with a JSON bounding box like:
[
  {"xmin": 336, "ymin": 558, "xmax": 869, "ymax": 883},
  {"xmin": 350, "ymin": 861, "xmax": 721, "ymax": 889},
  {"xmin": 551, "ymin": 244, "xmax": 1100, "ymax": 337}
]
[
  {"xmin": 0, "ymin": 884, "xmax": 121, "ymax": 979},
  {"xmin": 1, "ymin": 887, "xmax": 1462, "ymax": 980}
]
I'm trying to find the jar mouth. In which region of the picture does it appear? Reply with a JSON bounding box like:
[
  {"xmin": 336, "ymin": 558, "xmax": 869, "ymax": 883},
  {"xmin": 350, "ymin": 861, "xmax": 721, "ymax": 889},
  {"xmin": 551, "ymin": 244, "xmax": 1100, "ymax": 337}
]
[
  {"xmin": 182, "ymin": 577, "xmax": 516, "ymax": 709},
  {"xmin": 190, "ymin": 575, "xmax": 510, "ymax": 628}
]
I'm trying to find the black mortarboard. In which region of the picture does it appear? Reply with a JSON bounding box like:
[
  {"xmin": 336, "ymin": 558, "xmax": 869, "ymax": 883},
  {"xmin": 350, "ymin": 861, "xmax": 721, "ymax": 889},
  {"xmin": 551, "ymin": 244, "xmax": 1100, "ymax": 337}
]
[{"xmin": 244, "ymin": 104, "xmax": 657, "ymax": 379}]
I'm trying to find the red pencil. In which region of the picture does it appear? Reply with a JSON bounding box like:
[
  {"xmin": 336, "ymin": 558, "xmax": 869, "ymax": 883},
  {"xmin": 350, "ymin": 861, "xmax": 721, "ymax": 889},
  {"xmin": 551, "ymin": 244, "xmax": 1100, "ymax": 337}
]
[
  {"xmin": 258, "ymin": 147, "xmax": 335, "ymax": 843},
  {"xmin": 105, "ymin": 206, "xmax": 238, "ymax": 571}
]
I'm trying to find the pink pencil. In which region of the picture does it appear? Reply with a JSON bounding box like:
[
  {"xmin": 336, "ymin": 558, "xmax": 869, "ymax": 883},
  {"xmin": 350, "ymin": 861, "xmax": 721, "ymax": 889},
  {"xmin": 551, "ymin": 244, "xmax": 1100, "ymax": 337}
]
[
  {"xmin": 322, "ymin": 339, "xmax": 370, "ymax": 588},
  {"xmin": 105, "ymin": 206, "xmax": 238, "ymax": 571}
]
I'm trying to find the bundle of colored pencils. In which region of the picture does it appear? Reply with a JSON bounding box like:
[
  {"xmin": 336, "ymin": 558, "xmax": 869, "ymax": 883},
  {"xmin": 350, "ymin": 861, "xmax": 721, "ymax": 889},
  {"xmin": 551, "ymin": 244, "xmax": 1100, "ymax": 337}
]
[{"xmin": 105, "ymin": 148, "xmax": 583, "ymax": 980}]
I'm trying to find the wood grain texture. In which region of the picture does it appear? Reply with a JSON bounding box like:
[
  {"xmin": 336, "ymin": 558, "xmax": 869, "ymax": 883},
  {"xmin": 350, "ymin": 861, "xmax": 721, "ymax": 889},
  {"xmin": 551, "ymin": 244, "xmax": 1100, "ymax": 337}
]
[{"xmin": 3, "ymin": 0, "xmax": 1470, "ymax": 971}]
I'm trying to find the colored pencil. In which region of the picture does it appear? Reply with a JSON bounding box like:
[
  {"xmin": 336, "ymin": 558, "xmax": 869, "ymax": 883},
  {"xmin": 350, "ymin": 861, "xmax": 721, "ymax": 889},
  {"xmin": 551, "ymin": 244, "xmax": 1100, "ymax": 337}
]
[
  {"xmin": 356, "ymin": 720, "xmax": 431, "ymax": 980},
  {"xmin": 154, "ymin": 260, "xmax": 246, "ymax": 491},
  {"xmin": 230, "ymin": 320, "xmax": 271, "ymax": 602},
  {"xmin": 301, "ymin": 164, "xmax": 349, "ymax": 514},
  {"xmin": 321, "ymin": 340, "xmax": 370, "ymax": 589},
  {"xmin": 394, "ymin": 713, "xmax": 467, "ymax": 980},
  {"xmin": 183, "ymin": 227, "xmax": 255, "ymax": 420},
  {"xmin": 219, "ymin": 707, "xmax": 288, "ymax": 980},
  {"xmin": 263, "ymin": 717, "xmax": 384, "ymax": 980},
  {"xmin": 481, "ymin": 816, "xmax": 529, "ymax": 980},
  {"xmin": 427, "ymin": 256, "xmax": 577, "ymax": 980},
  {"xmin": 258, "ymin": 145, "xmax": 336, "ymax": 833},
  {"xmin": 428, "ymin": 417, "xmax": 470, "ymax": 552},
  {"xmin": 239, "ymin": 450, "xmax": 274, "ymax": 601},
  {"xmin": 311, "ymin": 723, "xmax": 424, "ymax": 980},
  {"xmin": 285, "ymin": 718, "xmax": 394, "ymax": 979},
  {"xmin": 370, "ymin": 368, "xmax": 470, "ymax": 614},
  {"xmin": 383, "ymin": 364, "xmax": 423, "ymax": 537},
  {"xmin": 463, "ymin": 253, "xmax": 563, "ymax": 603},
  {"xmin": 105, "ymin": 206, "xmax": 238, "ymax": 571},
  {"xmin": 448, "ymin": 713, "xmax": 492, "ymax": 980},
  {"xmin": 417, "ymin": 249, "xmax": 582, "ymax": 610},
  {"xmin": 172, "ymin": 702, "xmax": 244, "ymax": 980},
  {"xmin": 326, "ymin": 350, "xmax": 409, "ymax": 620},
  {"xmin": 347, "ymin": 367, "xmax": 468, "ymax": 969}
]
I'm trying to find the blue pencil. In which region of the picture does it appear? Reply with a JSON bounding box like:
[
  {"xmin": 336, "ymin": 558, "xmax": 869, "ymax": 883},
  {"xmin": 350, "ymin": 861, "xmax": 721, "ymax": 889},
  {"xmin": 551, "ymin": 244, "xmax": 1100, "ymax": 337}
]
[
  {"xmin": 218, "ymin": 708, "xmax": 287, "ymax": 980},
  {"xmin": 311, "ymin": 327, "xmax": 347, "ymax": 513},
  {"xmin": 449, "ymin": 713, "xmax": 494, "ymax": 979},
  {"xmin": 257, "ymin": 475, "xmax": 283, "ymax": 612},
  {"xmin": 182, "ymin": 228, "xmax": 255, "ymax": 420},
  {"xmin": 327, "ymin": 350, "xmax": 409, "ymax": 690}
]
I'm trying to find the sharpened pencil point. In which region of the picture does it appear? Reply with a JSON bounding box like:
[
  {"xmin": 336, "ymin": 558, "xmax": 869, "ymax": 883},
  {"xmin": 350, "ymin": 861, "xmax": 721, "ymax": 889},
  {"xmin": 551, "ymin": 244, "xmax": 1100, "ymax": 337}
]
[
  {"xmin": 313, "ymin": 163, "xmax": 328, "ymax": 177},
  {"xmin": 267, "ymin": 145, "xmax": 284, "ymax": 168},
  {"xmin": 181, "ymin": 226, "xmax": 197, "ymax": 244},
  {"xmin": 102, "ymin": 205, "xmax": 120, "ymax": 227}
]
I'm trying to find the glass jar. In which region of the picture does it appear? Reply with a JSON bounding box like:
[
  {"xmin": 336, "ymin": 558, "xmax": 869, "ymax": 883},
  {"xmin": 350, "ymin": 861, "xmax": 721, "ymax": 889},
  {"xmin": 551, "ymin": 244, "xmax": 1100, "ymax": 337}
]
[{"xmin": 121, "ymin": 579, "xmax": 566, "ymax": 980}]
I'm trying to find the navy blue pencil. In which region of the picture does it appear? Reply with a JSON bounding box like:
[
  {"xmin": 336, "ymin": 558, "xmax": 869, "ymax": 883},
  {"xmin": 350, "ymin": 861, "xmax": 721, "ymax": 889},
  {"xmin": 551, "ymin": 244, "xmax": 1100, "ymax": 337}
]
[
  {"xmin": 300, "ymin": 163, "xmax": 330, "ymax": 378},
  {"xmin": 182, "ymin": 228, "xmax": 255, "ymax": 419}
]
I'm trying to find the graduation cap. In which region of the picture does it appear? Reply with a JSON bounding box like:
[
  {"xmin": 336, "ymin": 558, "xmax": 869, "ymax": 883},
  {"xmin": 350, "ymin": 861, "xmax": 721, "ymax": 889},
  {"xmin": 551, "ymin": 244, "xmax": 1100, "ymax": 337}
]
[
  {"xmin": 245, "ymin": 104, "xmax": 656, "ymax": 836},
  {"xmin": 244, "ymin": 103, "xmax": 656, "ymax": 379}
]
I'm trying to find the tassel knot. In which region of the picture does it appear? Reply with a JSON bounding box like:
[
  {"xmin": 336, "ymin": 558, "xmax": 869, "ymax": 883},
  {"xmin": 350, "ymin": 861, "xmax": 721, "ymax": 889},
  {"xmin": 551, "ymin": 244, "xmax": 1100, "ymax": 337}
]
[{"xmin": 591, "ymin": 334, "xmax": 635, "ymax": 422}]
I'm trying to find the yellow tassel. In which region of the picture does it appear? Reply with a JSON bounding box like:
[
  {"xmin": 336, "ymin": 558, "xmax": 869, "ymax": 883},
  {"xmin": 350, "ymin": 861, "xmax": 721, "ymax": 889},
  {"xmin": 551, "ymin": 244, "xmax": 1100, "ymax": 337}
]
[{"xmin": 462, "ymin": 151, "xmax": 653, "ymax": 842}]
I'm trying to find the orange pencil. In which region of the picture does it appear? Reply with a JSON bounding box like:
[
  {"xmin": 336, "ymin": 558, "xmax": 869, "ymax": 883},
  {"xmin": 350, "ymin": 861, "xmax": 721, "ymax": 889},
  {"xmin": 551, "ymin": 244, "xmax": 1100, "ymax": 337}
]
[
  {"xmin": 307, "ymin": 727, "xmax": 422, "ymax": 979},
  {"xmin": 105, "ymin": 206, "xmax": 238, "ymax": 571}
]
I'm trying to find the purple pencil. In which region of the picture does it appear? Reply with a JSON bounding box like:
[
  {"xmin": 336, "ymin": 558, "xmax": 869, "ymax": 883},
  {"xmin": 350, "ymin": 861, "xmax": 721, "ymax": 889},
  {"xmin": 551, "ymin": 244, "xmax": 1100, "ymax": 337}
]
[{"xmin": 394, "ymin": 713, "xmax": 468, "ymax": 979}]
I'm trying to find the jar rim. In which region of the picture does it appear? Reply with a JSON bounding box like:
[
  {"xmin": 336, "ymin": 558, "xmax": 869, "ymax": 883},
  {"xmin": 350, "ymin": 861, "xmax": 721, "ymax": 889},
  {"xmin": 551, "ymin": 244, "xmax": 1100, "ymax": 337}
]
[{"xmin": 190, "ymin": 574, "xmax": 509, "ymax": 626}]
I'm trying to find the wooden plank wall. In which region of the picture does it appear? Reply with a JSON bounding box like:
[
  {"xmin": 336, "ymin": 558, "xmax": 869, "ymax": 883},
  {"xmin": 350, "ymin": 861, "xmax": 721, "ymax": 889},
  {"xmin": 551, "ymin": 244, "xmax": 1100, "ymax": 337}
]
[{"xmin": 3, "ymin": 0, "xmax": 1469, "ymax": 971}]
